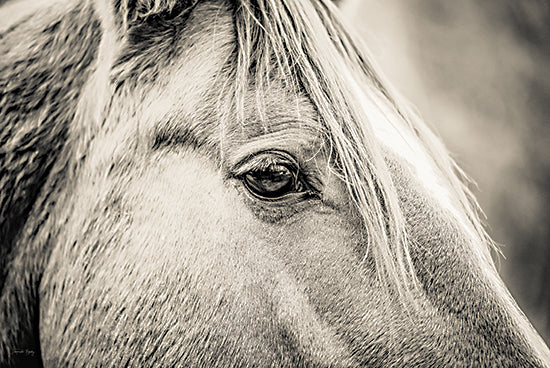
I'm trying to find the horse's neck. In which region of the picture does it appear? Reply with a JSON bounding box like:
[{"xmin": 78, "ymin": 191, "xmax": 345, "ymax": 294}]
[{"xmin": 0, "ymin": 0, "xmax": 100, "ymax": 289}]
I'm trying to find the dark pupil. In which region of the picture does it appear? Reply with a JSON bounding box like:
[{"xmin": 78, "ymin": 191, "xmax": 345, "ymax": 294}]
[{"xmin": 244, "ymin": 164, "xmax": 295, "ymax": 198}]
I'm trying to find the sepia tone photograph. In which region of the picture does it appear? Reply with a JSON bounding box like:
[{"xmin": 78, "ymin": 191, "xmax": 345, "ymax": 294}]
[{"xmin": 1, "ymin": 0, "xmax": 549, "ymax": 366}]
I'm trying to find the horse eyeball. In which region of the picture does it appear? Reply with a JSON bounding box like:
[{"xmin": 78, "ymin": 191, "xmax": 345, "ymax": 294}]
[{"xmin": 244, "ymin": 164, "xmax": 298, "ymax": 199}]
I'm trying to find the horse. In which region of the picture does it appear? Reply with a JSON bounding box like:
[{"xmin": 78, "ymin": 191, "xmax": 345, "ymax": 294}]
[{"xmin": 1, "ymin": 0, "xmax": 549, "ymax": 366}]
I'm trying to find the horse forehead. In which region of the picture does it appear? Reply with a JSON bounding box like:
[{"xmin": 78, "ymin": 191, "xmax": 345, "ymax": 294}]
[
  {"xmin": 131, "ymin": 4, "xmax": 324, "ymax": 157},
  {"xmin": 126, "ymin": 1, "xmax": 235, "ymax": 144}
]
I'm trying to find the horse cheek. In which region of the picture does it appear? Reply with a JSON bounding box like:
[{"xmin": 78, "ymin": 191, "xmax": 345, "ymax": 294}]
[{"xmin": 39, "ymin": 151, "xmax": 271, "ymax": 365}]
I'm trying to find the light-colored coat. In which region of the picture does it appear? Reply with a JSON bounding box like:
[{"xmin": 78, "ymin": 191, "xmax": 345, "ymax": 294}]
[{"xmin": 1, "ymin": 0, "xmax": 549, "ymax": 366}]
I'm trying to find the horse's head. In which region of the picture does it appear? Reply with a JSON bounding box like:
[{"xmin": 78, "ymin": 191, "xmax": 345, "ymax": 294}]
[{"xmin": 1, "ymin": 0, "xmax": 549, "ymax": 366}]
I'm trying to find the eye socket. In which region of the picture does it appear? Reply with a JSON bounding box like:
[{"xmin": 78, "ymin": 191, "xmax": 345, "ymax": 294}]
[{"xmin": 235, "ymin": 151, "xmax": 308, "ymax": 201}]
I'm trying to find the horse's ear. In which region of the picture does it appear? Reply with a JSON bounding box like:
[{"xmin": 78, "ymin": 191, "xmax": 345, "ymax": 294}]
[{"xmin": 95, "ymin": 0, "xmax": 197, "ymax": 36}]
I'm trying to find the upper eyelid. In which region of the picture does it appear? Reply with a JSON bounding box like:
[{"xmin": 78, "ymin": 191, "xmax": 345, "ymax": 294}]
[{"xmin": 230, "ymin": 150, "xmax": 300, "ymax": 177}]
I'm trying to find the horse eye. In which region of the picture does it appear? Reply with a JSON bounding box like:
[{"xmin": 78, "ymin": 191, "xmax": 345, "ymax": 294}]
[{"xmin": 243, "ymin": 163, "xmax": 303, "ymax": 200}]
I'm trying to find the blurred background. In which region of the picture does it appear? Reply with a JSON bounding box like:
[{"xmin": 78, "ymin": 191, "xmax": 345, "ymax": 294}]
[{"xmin": 341, "ymin": 0, "xmax": 549, "ymax": 342}]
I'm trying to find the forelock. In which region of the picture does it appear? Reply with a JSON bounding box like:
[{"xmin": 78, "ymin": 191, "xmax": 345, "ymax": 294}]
[{"xmin": 231, "ymin": 0, "xmax": 497, "ymax": 299}]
